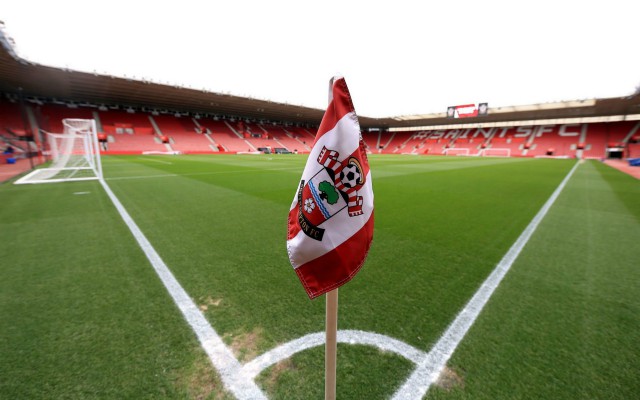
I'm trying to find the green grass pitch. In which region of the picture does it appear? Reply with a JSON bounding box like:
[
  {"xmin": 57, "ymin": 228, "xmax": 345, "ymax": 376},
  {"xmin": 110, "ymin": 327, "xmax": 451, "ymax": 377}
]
[{"xmin": 1, "ymin": 155, "xmax": 638, "ymax": 399}]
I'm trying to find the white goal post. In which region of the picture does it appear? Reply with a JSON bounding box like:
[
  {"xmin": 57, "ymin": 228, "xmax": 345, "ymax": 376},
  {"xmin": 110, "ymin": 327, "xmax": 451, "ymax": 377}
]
[
  {"xmin": 15, "ymin": 119, "xmax": 103, "ymax": 184},
  {"xmin": 478, "ymin": 148, "xmax": 511, "ymax": 157},
  {"xmin": 442, "ymin": 147, "xmax": 470, "ymax": 156}
]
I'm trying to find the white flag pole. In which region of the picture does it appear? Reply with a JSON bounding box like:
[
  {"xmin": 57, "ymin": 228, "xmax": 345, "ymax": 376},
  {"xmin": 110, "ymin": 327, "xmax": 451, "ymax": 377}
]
[
  {"xmin": 325, "ymin": 77, "xmax": 340, "ymax": 400},
  {"xmin": 325, "ymin": 288, "xmax": 338, "ymax": 400}
]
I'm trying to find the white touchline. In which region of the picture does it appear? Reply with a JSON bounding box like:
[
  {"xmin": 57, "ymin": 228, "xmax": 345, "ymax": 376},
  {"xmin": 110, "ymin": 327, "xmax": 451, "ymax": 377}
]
[
  {"xmin": 99, "ymin": 179, "xmax": 267, "ymax": 400},
  {"xmin": 391, "ymin": 160, "xmax": 580, "ymax": 400}
]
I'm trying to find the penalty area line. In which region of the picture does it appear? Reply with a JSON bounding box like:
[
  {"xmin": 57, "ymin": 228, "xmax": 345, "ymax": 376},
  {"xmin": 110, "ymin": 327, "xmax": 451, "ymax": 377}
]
[{"xmin": 391, "ymin": 161, "xmax": 581, "ymax": 400}]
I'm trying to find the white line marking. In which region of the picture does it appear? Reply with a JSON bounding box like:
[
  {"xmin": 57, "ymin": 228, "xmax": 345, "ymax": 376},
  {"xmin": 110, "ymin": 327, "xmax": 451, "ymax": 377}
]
[
  {"xmin": 391, "ymin": 161, "xmax": 580, "ymax": 400},
  {"xmin": 106, "ymin": 174, "xmax": 179, "ymax": 181},
  {"xmin": 242, "ymin": 330, "xmax": 426, "ymax": 380},
  {"xmin": 99, "ymin": 179, "xmax": 267, "ymax": 399},
  {"xmin": 138, "ymin": 157, "xmax": 173, "ymax": 164}
]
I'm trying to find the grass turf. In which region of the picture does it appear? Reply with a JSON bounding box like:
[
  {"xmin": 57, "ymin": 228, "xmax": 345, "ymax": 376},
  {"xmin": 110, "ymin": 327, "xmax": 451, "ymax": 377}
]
[
  {"xmin": 0, "ymin": 180, "xmax": 227, "ymax": 399},
  {"xmin": 427, "ymin": 160, "xmax": 640, "ymax": 399},
  {"xmin": 0, "ymin": 155, "xmax": 637, "ymax": 399}
]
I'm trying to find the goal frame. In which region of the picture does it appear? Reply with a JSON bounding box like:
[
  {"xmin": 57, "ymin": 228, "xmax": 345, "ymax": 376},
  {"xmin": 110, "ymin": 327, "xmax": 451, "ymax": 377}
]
[
  {"xmin": 442, "ymin": 147, "xmax": 470, "ymax": 156},
  {"xmin": 478, "ymin": 148, "xmax": 511, "ymax": 157},
  {"xmin": 15, "ymin": 119, "xmax": 103, "ymax": 184}
]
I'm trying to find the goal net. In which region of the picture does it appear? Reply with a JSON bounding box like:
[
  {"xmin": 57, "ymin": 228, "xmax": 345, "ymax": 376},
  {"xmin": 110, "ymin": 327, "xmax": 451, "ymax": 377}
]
[
  {"xmin": 15, "ymin": 119, "xmax": 103, "ymax": 184},
  {"xmin": 443, "ymin": 147, "xmax": 470, "ymax": 156},
  {"xmin": 478, "ymin": 148, "xmax": 511, "ymax": 157}
]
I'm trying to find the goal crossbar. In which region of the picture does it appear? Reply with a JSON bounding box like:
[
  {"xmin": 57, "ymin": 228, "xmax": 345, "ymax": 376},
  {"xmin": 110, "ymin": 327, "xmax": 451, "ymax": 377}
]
[
  {"xmin": 478, "ymin": 148, "xmax": 511, "ymax": 157},
  {"xmin": 443, "ymin": 147, "xmax": 470, "ymax": 156}
]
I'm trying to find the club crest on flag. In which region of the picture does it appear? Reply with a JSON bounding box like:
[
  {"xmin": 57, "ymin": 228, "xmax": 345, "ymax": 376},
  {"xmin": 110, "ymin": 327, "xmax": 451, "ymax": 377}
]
[
  {"xmin": 286, "ymin": 76, "xmax": 374, "ymax": 299},
  {"xmin": 297, "ymin": 146, "xmax": 366, "ymax": 241}
]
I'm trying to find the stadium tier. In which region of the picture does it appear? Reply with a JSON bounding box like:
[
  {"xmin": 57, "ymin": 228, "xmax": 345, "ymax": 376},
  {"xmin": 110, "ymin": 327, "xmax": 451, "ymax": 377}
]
[
  {"xmin": 1, "ymin": 98, "xmax": 639, "ymax": 159},
  {"xmin": 265, "ymin": 125, "xmax": 312, "ymax": 153},
  {"xmin": 286, "ymin": 126, "xmax": 316, "ymax": 142},
  {"xmin": 0, "ymin": 100, "xmax": 29, "ymax": 155},
  {"xmin": 0, "ymin": 100, "xmax": 27, "ymax": 133},
  {"xmin": 152, "ymin": 114, "xmax": 215, "ymax": 154},
  {"xmin": 360, "ymin": 131, "xmax": 379, "ymax": 152},
  {"xmin": 380, "ymin": 122, "xmax": 640, "ymax": 159},
  {"xmin": 37, "ymin": 103, "xmax": 94, "ymax": 133}
]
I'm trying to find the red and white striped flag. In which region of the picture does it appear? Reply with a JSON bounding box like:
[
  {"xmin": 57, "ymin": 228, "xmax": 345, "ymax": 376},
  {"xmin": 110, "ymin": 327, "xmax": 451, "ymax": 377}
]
[{"xmin": 286, "ymin": 77, "xmax": 374, "ymax": 299}]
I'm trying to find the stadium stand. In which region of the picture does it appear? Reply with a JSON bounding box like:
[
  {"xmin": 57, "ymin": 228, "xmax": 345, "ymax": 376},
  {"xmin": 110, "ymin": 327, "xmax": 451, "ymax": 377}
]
[
  {"xmin": 385, "ymin": 129, "xmax": 492, "ymax": 156},
  {"xmin": 243, "ymin": 122, "xmax": 266, "ymax": 137},
  {"xmin": 286, "ymin": 126, "xmax": 316, "ymax": 143},
  {"xmin": 97, "ymin": 109, "xmax": 167, "ymax": 154},
  {"xmin": 264, "ymin": 125, "xmax": 310, "ymax": 153},
  {"xmin": 245, "ymin": 135, "xmax": 280, "ymax": 152},
  {"xmin": 360, "ymin": 131, "xmax": 379, "ymax": 153},
  {"xmin": 197, "ymin": 119, "xmax": 253, "ymax": 153},
  {"xmin": 381, "ymin": 123, "xmax": 640, "ymax": 160},
  {"xmin": 280, "ymin": 126, "xmax": 316, "ymax": 152},
  {"xmin": 37, "ymin": 103, "xmax": 94, "ymax": 133},
  {"xmin": 582, "ymin": 122, "xmax": 609, "ymax": 159},
  {"xmin": 380, "ymin": 131, "xmax": 411, "ymax": 154},
  {"xmin": 0, "ymin": 98, "xmax": 26, "ymax": 134},
  {"xmin": 576, "ymin": 121, "xmax": 640, "ymax": 159},
  {"xmin": 388, "ymin": 131, "xmax": 422, "ymax": 154},
  {"xmin": 447, "ymin": 128, "xmax": 494, "ymax": 155},
  {"xmin": 152, "ymin": 114, "xmax": 215, "ymax": 154},
  {"xmin": 628, "ymin": 143, "xmax": 640, "ymax": 159},
  {"xmin": 486, "ymin": 127, "xmax": 529, "ymax": 157},
  {"xmin": 0, "ymin": 101, "xmax": 35, "ymax": 162},
  {"xmin": 3, "ymin": 96, "xmax": 640, "ymax": 160},
  {"xmin": 523, "ymin": 125, "xmax": 582, "ymax": 158}
]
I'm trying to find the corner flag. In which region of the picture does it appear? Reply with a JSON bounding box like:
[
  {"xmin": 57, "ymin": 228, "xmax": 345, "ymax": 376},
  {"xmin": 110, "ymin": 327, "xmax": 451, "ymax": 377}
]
[{"xmin": 286, "ymin": 77, "xmax": 374, "ymax": 299}]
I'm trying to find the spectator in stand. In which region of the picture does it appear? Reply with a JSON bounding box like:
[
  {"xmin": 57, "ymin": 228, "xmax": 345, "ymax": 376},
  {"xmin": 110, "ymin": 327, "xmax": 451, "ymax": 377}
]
[{"xmin": 3, "ymin": 145, "xmax": 16, "ymax": 164}]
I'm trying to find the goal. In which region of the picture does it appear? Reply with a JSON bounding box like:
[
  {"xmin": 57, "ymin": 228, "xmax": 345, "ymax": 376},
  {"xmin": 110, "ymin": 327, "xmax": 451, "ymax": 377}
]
[
  {"xmin": 479, "ymin": 148, "xmax": 511, "ymax": 157},
  {"xmin": 443, "ymin": 147, "xmax": 470, "ymax": 156},
  {"xmin": 15, "ymin": 119, "xmax": 103, "ymax": 184}
]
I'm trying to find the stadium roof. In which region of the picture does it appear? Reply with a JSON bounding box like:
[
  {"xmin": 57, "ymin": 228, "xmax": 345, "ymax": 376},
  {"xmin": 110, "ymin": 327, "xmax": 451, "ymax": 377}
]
[{"xmin": 1, "ymin": 27, "xmax": 639, "ymax": 130}]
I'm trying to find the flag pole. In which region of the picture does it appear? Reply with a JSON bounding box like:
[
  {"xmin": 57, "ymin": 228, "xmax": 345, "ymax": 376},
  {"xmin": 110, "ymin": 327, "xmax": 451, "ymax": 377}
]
[
  {"xmin": 325, "ymin": 77, "xmax": 339, "ymax": 400},
  {"xmin": 325, "ymin": 288, "xmax": 338, "ymax": 400}
]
